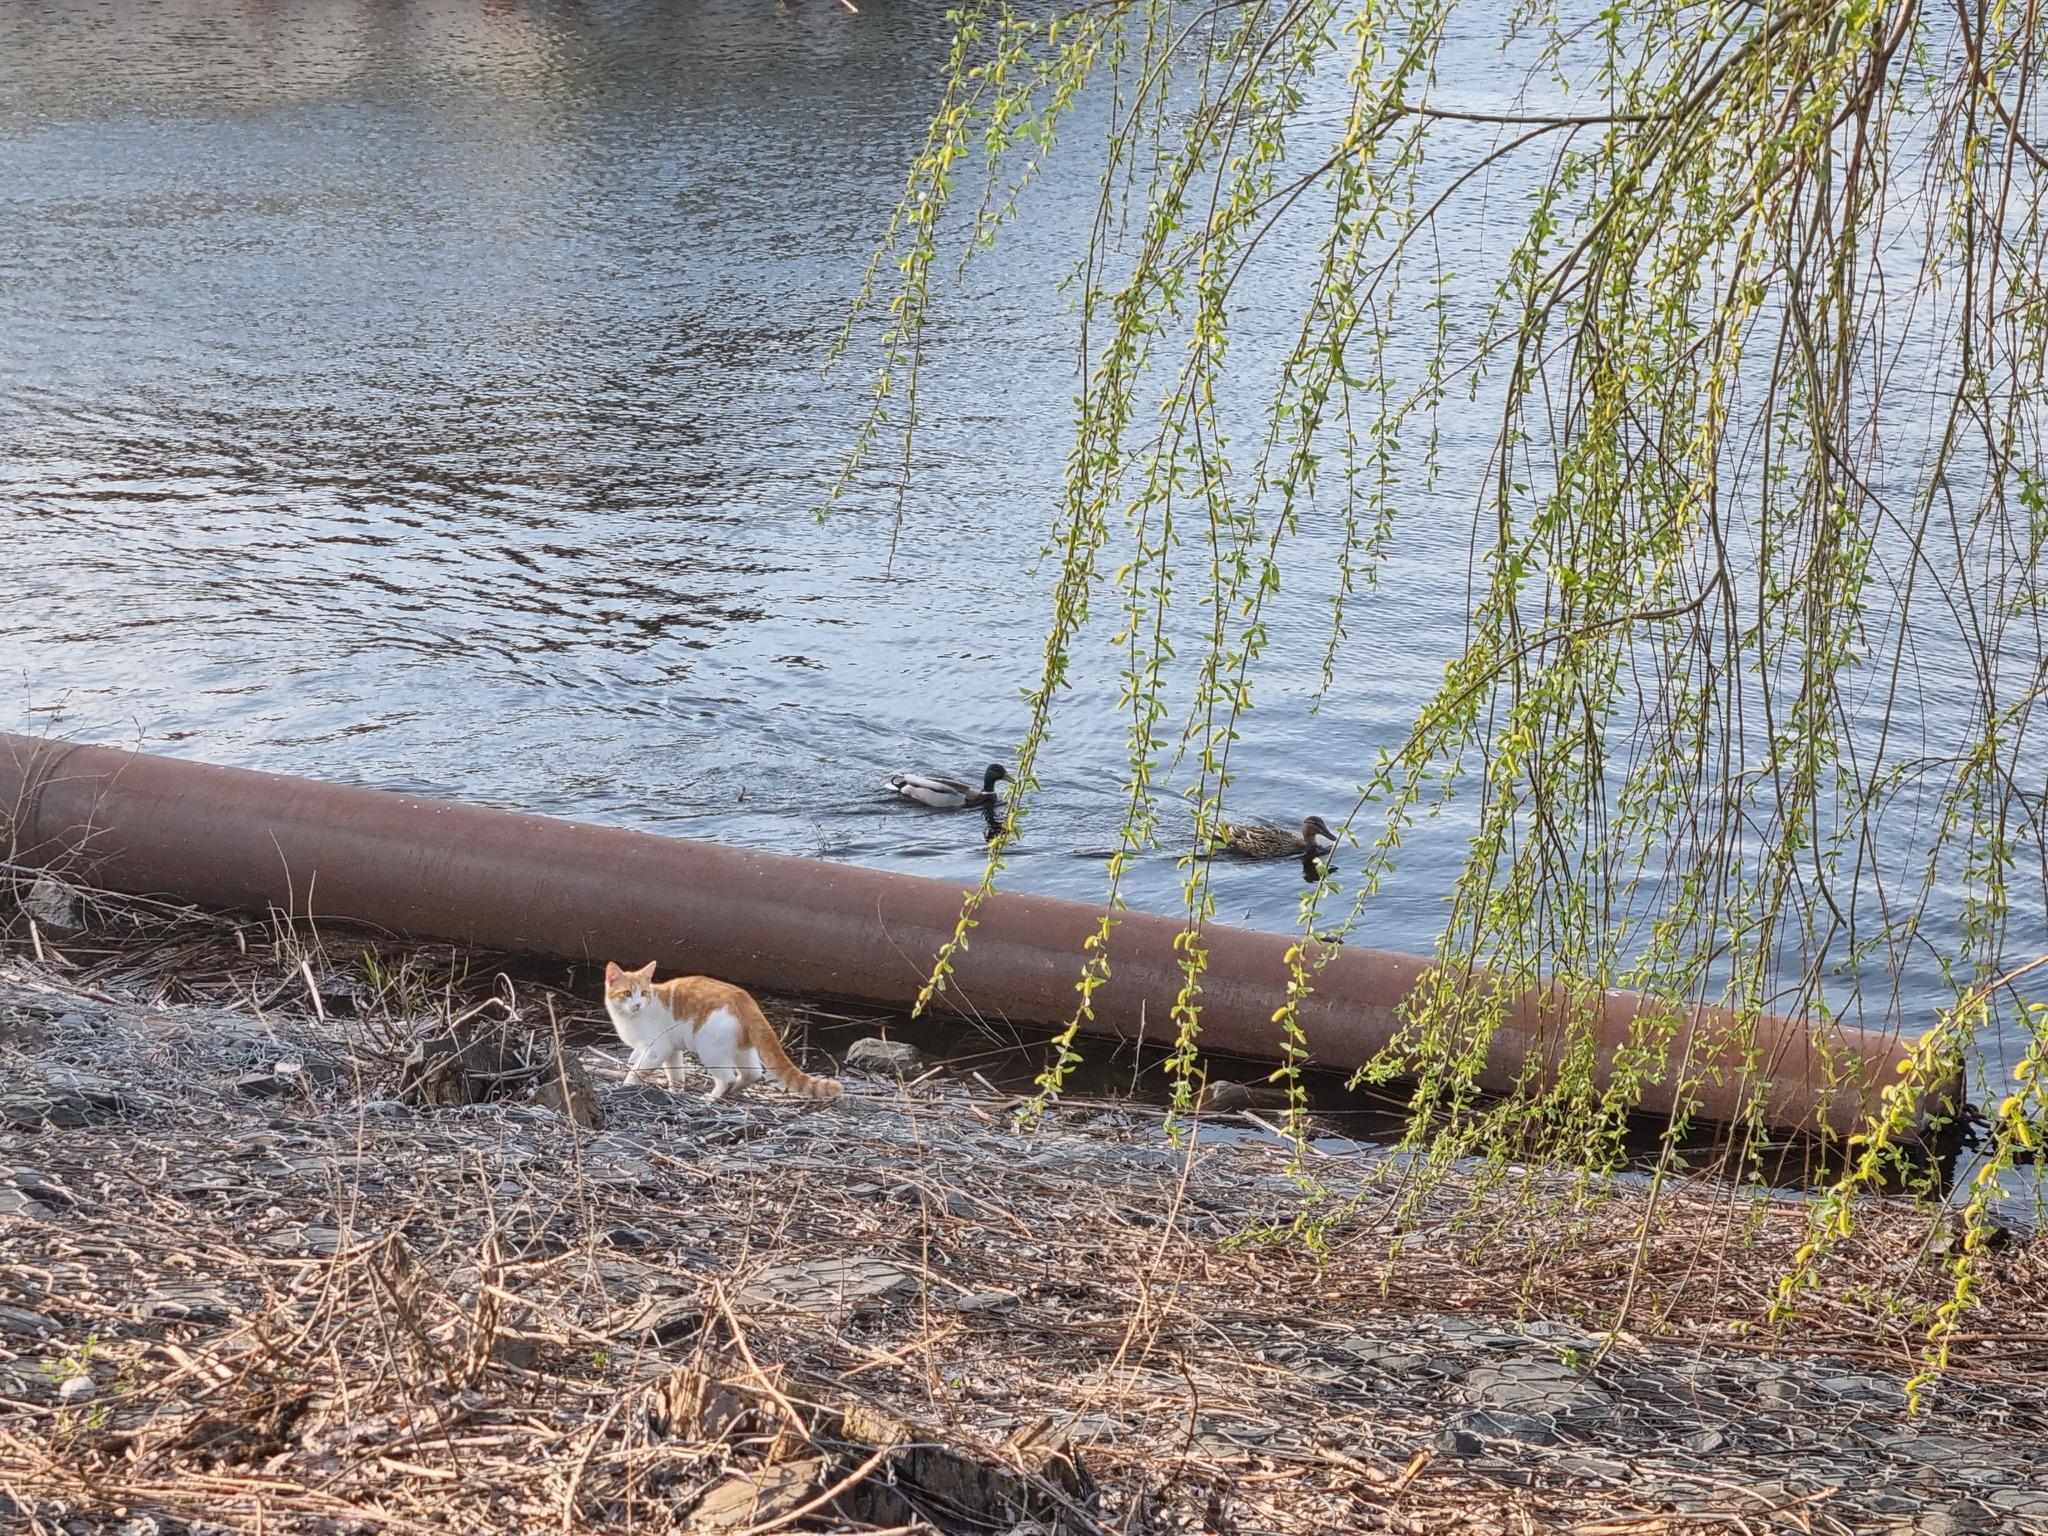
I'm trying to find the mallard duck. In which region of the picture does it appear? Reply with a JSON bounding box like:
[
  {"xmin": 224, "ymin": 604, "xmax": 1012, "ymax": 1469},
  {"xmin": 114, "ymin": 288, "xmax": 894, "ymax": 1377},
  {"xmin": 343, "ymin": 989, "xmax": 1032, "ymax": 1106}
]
[
  {"xmin": 884, "ymin": 763, "xmax": 1010, "ymax": 810},
  {"xmin": 1216, "ymin": 815, "xmax": 1338, "ymax": 859}
]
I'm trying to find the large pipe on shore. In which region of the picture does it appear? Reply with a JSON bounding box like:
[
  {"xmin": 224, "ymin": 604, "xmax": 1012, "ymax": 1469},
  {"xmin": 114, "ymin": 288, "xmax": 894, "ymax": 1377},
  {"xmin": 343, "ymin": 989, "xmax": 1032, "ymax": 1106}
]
[{"xmin": 0, "ymin": 732, "xmax": 1931, "ymax": 1135}]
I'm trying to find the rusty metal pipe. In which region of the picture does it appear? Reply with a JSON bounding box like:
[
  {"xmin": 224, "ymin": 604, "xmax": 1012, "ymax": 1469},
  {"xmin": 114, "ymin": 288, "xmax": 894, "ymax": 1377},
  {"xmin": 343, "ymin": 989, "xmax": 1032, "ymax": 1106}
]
[{"xmin": 0, "ymin": 733, "xmax": 1925, "ymax": 1135}]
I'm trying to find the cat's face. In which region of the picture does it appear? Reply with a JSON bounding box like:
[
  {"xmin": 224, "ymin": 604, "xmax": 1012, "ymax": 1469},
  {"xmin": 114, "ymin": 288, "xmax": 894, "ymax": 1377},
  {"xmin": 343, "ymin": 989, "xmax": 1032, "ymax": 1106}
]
[{"xmin": 603, "ymin": 961, "xmax": 659, "ymax": 1015}]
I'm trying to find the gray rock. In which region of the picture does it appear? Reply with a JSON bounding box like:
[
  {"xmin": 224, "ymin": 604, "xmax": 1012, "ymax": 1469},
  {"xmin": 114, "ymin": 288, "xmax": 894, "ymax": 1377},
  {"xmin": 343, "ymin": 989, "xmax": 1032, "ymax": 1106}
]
[
  {"xmin": 950, "ymin": 1290, "xmax": 1020, "ymax": 1312},
  {"xmin": 1437, "ymin": 1424, "xmax": 1485, "ymax": 1456},
  {"xmin": 1465, "ymin": 1332, "xmax": 1533, "ymax": 1350},
  {"xmin": 0, "ymin": 1093, "xmax": 94, "ymax": 1130},
  {"xmin": 1987, "ymin": 1489, "xmax": 2048, "ymax": 1520},
  {"xmin": 234, "ymin": 1071, "xmax": 293, "ymax": 1099},
  {"xmin": 262, "ymin": 1225, "xmax": 344, "ymax": 1256},
  {"xmin": 1430, "ymin": 1316, "xmax": 1492, "ymax": 1342},
  {"xmin": 1465, "ymin": 1359, "xmax": 1611, "ymax": 1421},
  {"xmin": 1915, "ymin": 1504, "xmax": 1992, "ymax": 1535},
  {"xmin": 0, "ymin": 1007, "xmax": 52, "ymax": 1048},
  {"xmin": 1521, "ymin": 1321, "xmax": 1602, "ymax": 1354},
  {"xmin": 1440, "ymin": 1409, "xmax": 1557, "ymax": 1448},
  {"xmin": 603, "ymin": 1082, "xmax": 682, "ymax": 1113},
  {"xmin": 585, "ymin": 1157, "xmax": 661, "ymax": 1195},
  {"xmin": 22, "ymin": 874, "xmax": 84, "ymax": 932},
  {"xmin": 1882, "ymin": 1434, "xmax": 1981, "ymax": 1465},
  {"xmin": 1728, "ymin": 1480, "xmax": 1826, "ymax": 1516},
  {"xmin": 0, "ymin": 1365, "xmax": 51, "ymax": 1405},
  {"xmin": 743, "ymin": 1255, "xmax": 920, "ymax": 1318},
  {"xmin": 0, "ymin": 1304, "xmax": 54, "ymax": 1338},
  {"xmin": 1952, "ymin": 1465, "xmax": 2023, "ymax": 1489},
  {"xmin": 1683, "ymin": 1428, "xmax": 1731, "ymax": 1454},
  {"xmin": 274, "ymin": 1056, "xmax": 344, "ymax": 1090},
  {"xmin": 39, "ymin": 1067, "xmax": 127, "ymax": 1109},
  {"xmin": 1339, "ymin": 1341, "xmax": 1438, "ymax": 1376},
  {"xmin": 1813, "ymin": 1374, "xmax": 1907, "ymax": 1407},
  {"xmin": 843, "ymin": 1037, "xmax": 926, "ymax": 1076},
  {"xmin": 0, "ymin": 1188, "xmax": 51, "ymax": 1220},
  {"xmin": 490, "ymin": 1334, "xmax": 541, "ymax": 1370},
  {"xmin": 143, "ymin": 1292, "xmax": 232, "ymax": 1326},
  {"xmin": 9, "ymin": 1172, "xmax": 77, "ymax": 1209}
]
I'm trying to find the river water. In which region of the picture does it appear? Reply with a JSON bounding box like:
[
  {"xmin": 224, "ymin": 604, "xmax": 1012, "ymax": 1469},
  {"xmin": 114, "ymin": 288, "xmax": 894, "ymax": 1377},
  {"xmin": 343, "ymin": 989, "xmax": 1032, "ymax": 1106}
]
[{"xmin": 1, "ymin": 1, "xmax": 2040, "ymax": 1080}]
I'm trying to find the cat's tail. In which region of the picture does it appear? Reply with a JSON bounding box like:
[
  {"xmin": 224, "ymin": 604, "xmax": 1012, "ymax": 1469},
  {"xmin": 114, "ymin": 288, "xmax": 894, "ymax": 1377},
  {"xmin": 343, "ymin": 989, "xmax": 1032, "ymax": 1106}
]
[{"xmin": 742, "ymin": 996, "xmax": 846, "ymax": 1101}]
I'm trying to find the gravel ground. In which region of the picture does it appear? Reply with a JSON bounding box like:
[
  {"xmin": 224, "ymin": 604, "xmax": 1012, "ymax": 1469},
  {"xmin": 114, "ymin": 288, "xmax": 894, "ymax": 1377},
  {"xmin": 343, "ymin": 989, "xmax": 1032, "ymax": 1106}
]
[{"xmin": 0, "ymin": 932, "xmax": 2044, "ymax": 1535}]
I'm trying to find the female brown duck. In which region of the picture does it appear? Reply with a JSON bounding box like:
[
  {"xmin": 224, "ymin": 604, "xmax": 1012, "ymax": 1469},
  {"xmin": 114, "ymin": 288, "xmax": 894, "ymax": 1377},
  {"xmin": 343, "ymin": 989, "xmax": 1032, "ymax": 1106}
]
[{"xmin": 1215, "ymin": 815, "xmax": 1339, "ymax": 859}]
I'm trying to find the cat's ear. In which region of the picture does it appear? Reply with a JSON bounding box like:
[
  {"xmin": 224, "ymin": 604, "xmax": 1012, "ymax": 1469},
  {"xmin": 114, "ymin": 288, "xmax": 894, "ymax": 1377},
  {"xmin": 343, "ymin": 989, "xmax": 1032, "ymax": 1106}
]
[
  {"xmin": 634, "ymin": 962, "xmax": 657, "ymax": 979},
  {"xmin": 604, "ymin": 961, "xmax": 621, "ymax": 984}
]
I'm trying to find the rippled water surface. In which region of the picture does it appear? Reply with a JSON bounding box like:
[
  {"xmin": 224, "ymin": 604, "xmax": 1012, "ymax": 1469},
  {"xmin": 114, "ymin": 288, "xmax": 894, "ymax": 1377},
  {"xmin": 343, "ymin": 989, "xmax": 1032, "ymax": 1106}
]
[
  {"xmin": 0, "ymin": 0, "xmax": 1472, "ymax": 936},
  {"xmin": 1, "ymin": 0, "xmax": 2038, "ymax": 1070}
]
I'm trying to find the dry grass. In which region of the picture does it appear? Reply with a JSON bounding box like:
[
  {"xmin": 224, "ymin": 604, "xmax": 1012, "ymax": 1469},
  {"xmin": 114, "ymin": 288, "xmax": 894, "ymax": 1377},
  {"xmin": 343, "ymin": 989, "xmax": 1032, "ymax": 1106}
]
[{"xmin": 0, "ymin": 877, "xmax": 2044, "ymax": 1535}]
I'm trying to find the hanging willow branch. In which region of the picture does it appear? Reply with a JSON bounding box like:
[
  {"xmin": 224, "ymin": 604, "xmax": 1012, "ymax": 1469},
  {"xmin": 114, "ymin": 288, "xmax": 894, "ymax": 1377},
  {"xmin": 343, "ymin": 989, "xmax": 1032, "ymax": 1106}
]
[{"xmin": 830, "ymin": 0, "xmax": 2048, "ymax": 1344}]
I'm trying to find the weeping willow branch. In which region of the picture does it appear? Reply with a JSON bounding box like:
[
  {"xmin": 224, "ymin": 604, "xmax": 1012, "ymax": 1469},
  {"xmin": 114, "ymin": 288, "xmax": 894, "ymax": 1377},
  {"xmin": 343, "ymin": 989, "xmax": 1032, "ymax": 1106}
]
[{"xmin": 829, "ymin": 0, "xmax": 2048, "ymax": 1352}]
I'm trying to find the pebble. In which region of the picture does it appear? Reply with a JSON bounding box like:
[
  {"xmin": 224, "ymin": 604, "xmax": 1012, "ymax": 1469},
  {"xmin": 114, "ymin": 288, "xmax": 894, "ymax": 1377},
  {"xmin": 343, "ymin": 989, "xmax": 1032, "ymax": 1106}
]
[{"xmin": 54, "ymin": 1374, "xmax": 95, "ymax": 1405}]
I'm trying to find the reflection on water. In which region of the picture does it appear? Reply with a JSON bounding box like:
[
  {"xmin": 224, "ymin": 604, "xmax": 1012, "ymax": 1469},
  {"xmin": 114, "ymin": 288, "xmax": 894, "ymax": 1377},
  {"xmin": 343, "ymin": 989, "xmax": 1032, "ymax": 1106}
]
[{"xmin": 0, "ymin": 0, "xmax": 2035, "ymax": 1086}]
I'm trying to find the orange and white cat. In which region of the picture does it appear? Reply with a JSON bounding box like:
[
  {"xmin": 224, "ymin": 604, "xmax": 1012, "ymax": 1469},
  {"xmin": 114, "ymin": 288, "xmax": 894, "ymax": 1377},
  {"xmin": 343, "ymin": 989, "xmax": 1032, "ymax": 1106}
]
[{"xmin": 602, "ymin": 962, "xmax": 844, "ymax": 1101}]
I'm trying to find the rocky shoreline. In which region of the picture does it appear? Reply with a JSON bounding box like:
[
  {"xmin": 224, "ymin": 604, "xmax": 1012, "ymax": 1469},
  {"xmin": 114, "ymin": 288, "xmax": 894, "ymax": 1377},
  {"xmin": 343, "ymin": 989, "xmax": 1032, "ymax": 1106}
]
[{"xmin": 1, "ymin": 921, "xmax": 2045, "ymax": 1534}]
